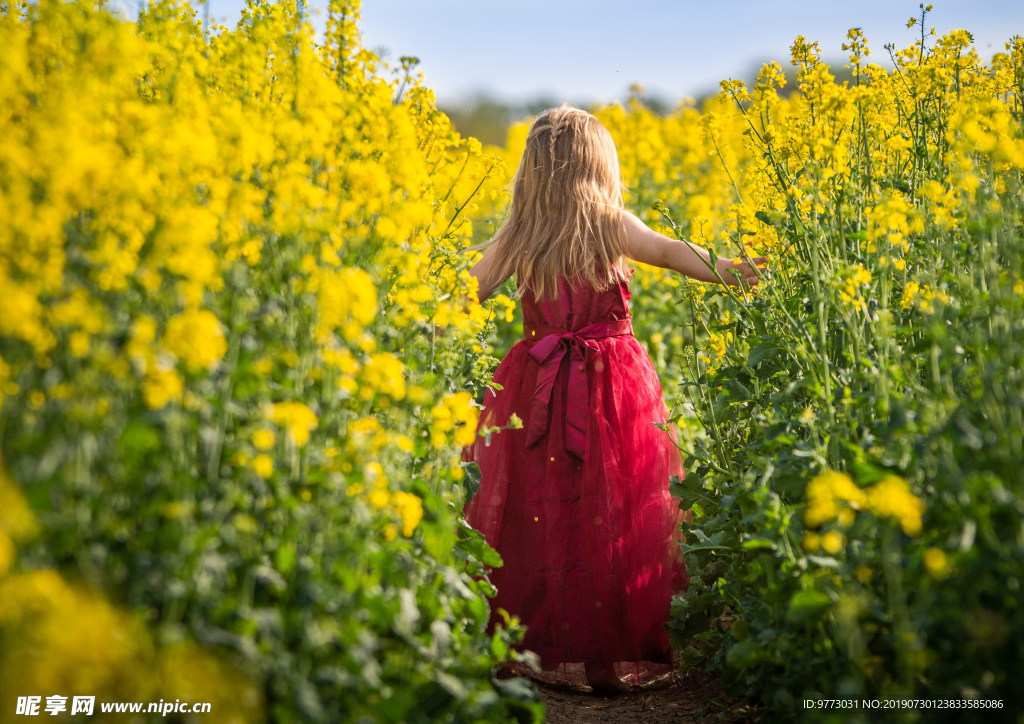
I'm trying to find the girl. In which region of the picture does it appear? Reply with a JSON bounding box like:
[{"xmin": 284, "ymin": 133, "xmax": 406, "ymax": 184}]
[{"xmin": 464, "ymin": 104, "xmax": 763, "ymax": 694}]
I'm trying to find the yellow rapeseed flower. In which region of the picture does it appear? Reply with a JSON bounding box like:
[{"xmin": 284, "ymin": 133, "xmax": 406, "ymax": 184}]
[
  {"xmin": 252, "ymin": 454, "xmax": 273, "ymax": 479},
  {"xmin": 358, "ymin": 353, "xmax": 406, "ymax": 401},
  {"xmin": 430, "ymin": 391, "xmax": 479, "ymax": 448},
  {"xmin": 0, "ymin": 470, "xmax": 36, "ymax": 545},
  {"xmin": 269, "ymin": 402, "xmax": 319, "ymax": 447},
  {"xmin": 369, "ymin": 489, "xmax": 390, "ymax": 510},
  {"xmin": 924, "ymin": 547, "xmax": 948, "ymax": 574},
  {"xmin": 821, "ymin": 530, "xmax": 846, "ymax": 554},
  {"xmin": 253, "ymin": 358, "xmax": 273, "ymax": 374},
  {"xmin": 391, "ymin": 491, "xmax": 423, "ymax": 537},
  {"xmin": 0, "ymin": 531, "xmax": 14, "ymax": 578},
  {"xmin": 491, "ymin": 294, "xmax": 517, "ymax": 323},
  {"xmin": 69, "ymin": 331, "xmax": 91, "ymax": 359},
  {"xmin": 143, "ymin": 366, "xmax": 183, "ymax": 410},
  {"xmin": 802, "ymin": 532, "xmax": 821, "ymax": 553},
  {"xmin": 162, "ymin": 310, "xmax": 227, "ymax": 372},
  {"xmin": 805, "ymin": 471, "xmax": 859, "ymax": 527},
  {"xmin": 251, "ymin": 430, "xmax": 276, "ymax": 450},
  {"xmin": 314, "ymin": 268, "xmax": 377, "ymax": 341},
  {"xmin": 866, "ymin": 476, "xmax": 925, "ymax": 536},
  {"xmin": 854, "ymin": 565, "xmax": 873, "ymax": 584}
]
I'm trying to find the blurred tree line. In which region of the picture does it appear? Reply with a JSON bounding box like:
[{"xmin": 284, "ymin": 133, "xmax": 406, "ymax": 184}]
[{"xmin": 437, "ymin": 60, "xmax": 858, "ymax": 148}]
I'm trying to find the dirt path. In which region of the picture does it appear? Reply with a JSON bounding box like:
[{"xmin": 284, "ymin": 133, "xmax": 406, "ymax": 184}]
[{"xmin": 533, "ymin": 669, "xmax": 756, "ymax": 724}]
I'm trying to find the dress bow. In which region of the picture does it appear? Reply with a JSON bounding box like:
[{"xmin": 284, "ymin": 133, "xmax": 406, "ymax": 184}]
[{"xmin": 524, "ymin": 319, "xmax": 633, "ymax": 459}]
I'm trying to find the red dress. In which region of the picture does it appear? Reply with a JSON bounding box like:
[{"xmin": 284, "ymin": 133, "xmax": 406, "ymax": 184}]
[{"xmin": 464, "ymin": 272, "xmax": 688, "ymax": 681}]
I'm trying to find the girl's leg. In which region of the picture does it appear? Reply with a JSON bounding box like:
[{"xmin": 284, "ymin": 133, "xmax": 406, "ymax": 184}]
[{"xmin": 584, "ymin": 662, "xmax": 631, "ymax": 695}]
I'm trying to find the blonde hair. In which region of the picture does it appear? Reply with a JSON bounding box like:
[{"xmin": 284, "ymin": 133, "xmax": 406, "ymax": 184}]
[{"xmin": 477, "ymin": 104, "xmax": 627, "ymax": 300}]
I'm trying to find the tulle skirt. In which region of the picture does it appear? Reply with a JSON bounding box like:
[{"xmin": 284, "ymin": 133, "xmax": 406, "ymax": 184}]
[{"xmin": 464, "ymin": 333, "xmax": 688, "ymax": 675}]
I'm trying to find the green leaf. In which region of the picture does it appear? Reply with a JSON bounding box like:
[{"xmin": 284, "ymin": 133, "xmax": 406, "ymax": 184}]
[
  {"xmin": 456, "ymin": 518, "xmax": 503, "ymax": 568},
  {"xmin": 461, "ymin": 461, "xmax": 482, "ymax": 504},
  {"xmin": 755, "ymin": 209, "xmax": 786, "ymax": 227},
  {"xmin": 421, "ymin": 519, "xmax": 456, "ymax": 560},
  {"xmin": 723, "ymin": 379, "xmax": 751, "ymax": 400},
  {"xmin": 119, "ymin": 421, "xmax": 161, "ymax": 457},
  {"xmin": 491, "ymin": 675, "xmax": 541, "ymax": 703},
  {"xmin": 785, "ymin": 589, "xmax": 832, "ymax": 623},
  {"xmin": 726, "ymin": 640, "xmax": 765, "ymax": 668},
  {"xmin": 275, "ymin": 543, "xmax": 296, "ymax": 575},
  {"xmin": 490, "ymin": 631, "xmax": 509, "ymax": 659},
  {"xmin": 669, "ymin": 473, "xmax": 713, "ymax": 513},
  {"xmin": 747, "ymin": 343, "xmax": 782, "ymax": 367},
  {"xmin": 849, "ymin": 461, "xmax": 888, "ymax": 485},
  {"xmin": 679, "ymin": 610, "xmax": 711, "ymax": 640}
]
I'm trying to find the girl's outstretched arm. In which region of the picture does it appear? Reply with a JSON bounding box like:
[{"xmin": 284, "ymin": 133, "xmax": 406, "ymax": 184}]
[{"xmin": 621, "ymin": 211, "xmax": 765, "ymax": 287}]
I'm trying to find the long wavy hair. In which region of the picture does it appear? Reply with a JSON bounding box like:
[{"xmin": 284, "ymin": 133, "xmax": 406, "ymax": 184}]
[{"xmin": 475, "ymin": 104, "xmax": 627, "ymax": 300}]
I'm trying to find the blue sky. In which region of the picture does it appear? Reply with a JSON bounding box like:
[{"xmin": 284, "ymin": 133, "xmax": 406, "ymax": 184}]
[{"xmin": 200, "ymin": 0, "xmax": 1023, "ymax": 105}]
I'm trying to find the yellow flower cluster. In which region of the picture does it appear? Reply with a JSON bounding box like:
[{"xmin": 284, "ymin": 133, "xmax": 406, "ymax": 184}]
[
  {"xmin": 923, "ymin": 547, "xmax": 948, "ymax": 575},
  {"xmin": 253, "ymin": 454, "xmax": 274, "ymax": 479},
  {"xmin": 431, "ymin": 392, "xmax": 480, "ymax": 448},
  {"xmin": 698, "ymin": 331, "xmax": 731, "ymax": 372},
  {"xmin": 0, "ymin": 469, "xmax": 39, "ymax": 577},
  {"xmin": 358, "ymin": 353, "xmax": 406, "ymax": 402},
  {"xmin": 433, "ymin": 271, "xmax": 492, "ymax": 332},
  {"xmin": 162, "ymin": 309, "xmax": 228, "ymax": 372},
  {"xmin": 0, "ymin": 0, "xmax": 506, "ymax": 433},
  {"xmin": 867, "ymin": 195, "xmax": 921, "ymax": 253},
  {"xmin": 803, "ymin": 529, "xmax": 846, "ymax": 555},
  {"xmin": 490, "ymin": 294, "xmax": 518, "ymax": 323},
  {"xmin": 838, "ymin": 265, "xmax": 873, "ymax": 312},
  {"xmin": 267, "ymin": 402, "xmax": 319, "ymax": 448},
  {"xmin": 50, "ymin": 289, "xmax": 104, "ymax": 359},
  {"xmin": 120, "ymin": 309, "xmax": 227, "ymax": 408},
  {"xmin": 866, "ymin": 476, "xmax": 927, "ymax": 536},
  {"xmin": 343, "ymin": 461, "xmax": 423, "ymax": 538},
  {"xmin": 805, "ymin": 470, "xmax": 925, "ymax": 538},
  {"xmin": 251, "ymin": 429, "xmax": 276, "ymax": 451},
  {"xmin": 346, "ymin": 417, "xmax": 393, "ymax": 456},
  {"xmin": 901, "ymin": 282, "xmax": 950, "ymax": 314},
  {"xmin": 125, "ymin": 318, "xmax": 179, "ymax": 410},
  {"xmin": 390, "ymin": 491, "xmax": 425, "ymax": 538},
  {"xmin": 806, "ymin": 471, "xmax": 869, "ymax": 527},
  {"xmin": 312, "ymin": 268, "xmax": 378, "ymax": 342}
]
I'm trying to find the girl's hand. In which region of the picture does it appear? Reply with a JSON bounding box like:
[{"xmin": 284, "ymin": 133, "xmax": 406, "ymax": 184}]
[{"xmin": 716, "ymin": 255, "xmax": 767, "ymax": 287}]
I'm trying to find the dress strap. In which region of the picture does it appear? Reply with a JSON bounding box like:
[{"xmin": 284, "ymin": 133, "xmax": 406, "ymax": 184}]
[{"xmin": 523, "ymin": 319, "xmax": 633, "ymax": 459}]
